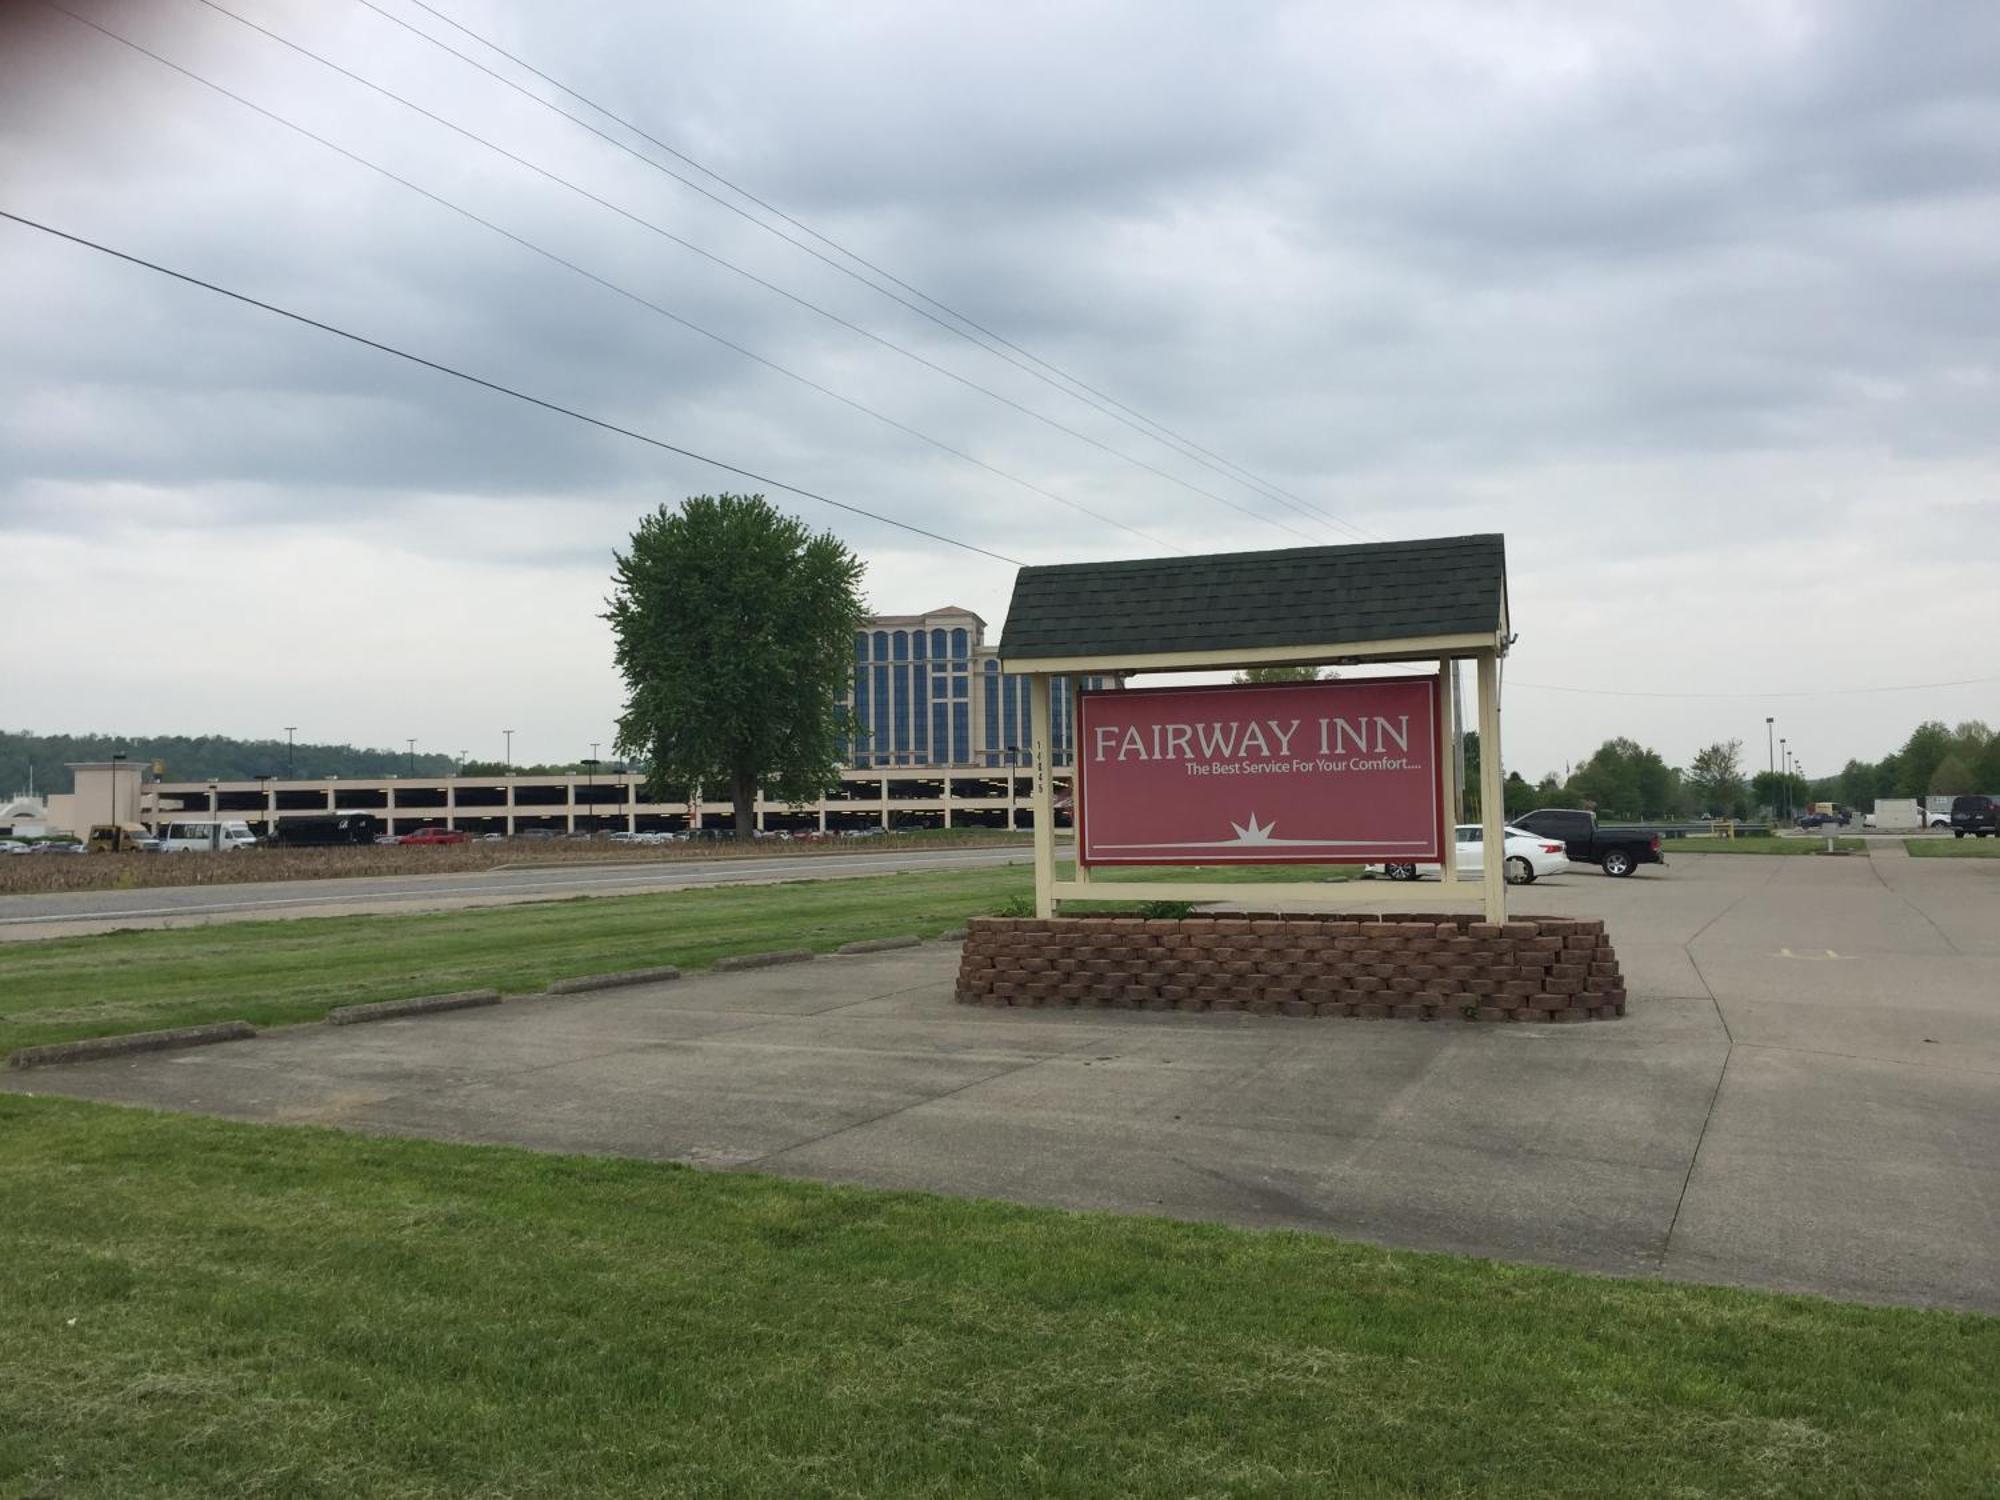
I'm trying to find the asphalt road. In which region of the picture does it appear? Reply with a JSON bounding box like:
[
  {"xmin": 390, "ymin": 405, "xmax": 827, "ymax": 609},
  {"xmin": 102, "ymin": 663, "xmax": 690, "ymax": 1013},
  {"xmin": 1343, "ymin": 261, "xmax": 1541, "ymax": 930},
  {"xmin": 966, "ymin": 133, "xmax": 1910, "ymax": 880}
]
[
  {"xmin": 0, "ymin": 843, "xmax": 1042, "ymax": 940},
  {"xmin": 11, "ymin": 848, "xmax": 1996, "ymax": 1310}
]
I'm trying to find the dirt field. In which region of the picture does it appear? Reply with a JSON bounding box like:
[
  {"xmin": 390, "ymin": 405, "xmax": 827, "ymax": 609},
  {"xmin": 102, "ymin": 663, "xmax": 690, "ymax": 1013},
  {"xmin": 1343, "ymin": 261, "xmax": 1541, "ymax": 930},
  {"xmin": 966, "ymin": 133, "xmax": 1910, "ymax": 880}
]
[{"xmin": 0, "ymin": 829, "xmax": 1031, "ymax": 896}]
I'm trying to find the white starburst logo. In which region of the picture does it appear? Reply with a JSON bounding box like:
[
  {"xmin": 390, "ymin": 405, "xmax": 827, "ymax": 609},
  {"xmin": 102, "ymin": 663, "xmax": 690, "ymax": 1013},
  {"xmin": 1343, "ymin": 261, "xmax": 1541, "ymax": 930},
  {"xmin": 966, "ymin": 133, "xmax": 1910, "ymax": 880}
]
[{"xmin": 1228, "ymin": 812, "xmax": 1277, "ymax": 844}]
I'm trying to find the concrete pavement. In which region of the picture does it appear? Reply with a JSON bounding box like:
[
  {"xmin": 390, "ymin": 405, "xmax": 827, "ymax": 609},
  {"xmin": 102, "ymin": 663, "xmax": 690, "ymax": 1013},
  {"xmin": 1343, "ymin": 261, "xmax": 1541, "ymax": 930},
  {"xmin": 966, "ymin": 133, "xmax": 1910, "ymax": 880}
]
[
  {"xmin": 7, "ymin": 851, "xmax": 1996, "ymax": 1312},
  {"xmin": 0, "ymin": 842, "xmax": 1038, "ymax": 941}
]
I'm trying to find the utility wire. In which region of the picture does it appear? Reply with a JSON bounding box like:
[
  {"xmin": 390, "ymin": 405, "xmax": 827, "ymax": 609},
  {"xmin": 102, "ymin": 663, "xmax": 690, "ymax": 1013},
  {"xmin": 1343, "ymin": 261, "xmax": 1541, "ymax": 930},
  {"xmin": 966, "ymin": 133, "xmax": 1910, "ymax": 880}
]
[
  {"xmin": 49, "ymin": 0, "xmax": 1180, "ymax": 555},
  {"xmin": 1508, "ymin": 675, "xmax": 1999, "ymax": 700},
  {"xmin": 355, "ymin": 0, "xmax": 1376, "ymax": 543},
  {"xmin": 0, "ymin": 209, "xmax": 1024, "ymax": 567},
  {"xmin": 178, "ymin": 0, "xmax": 1292, "ymax": 548}
]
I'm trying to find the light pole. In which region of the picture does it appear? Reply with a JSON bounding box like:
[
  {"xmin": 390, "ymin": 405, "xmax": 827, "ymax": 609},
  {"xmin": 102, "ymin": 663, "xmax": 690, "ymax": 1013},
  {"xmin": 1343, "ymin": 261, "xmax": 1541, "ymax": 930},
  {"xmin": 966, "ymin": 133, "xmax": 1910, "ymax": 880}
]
[
  {"xmin": 1004, "ymin": 744, "xmax": 1020, "ymax": 831},
  {"xmin": 1780, "ymin": 738, "xmax": 1789, "ymax": 820},
  {"xmin": 407, "ymin": 738, "xmax": 417, "ymax": 777},
  {"xmin": 255, "ymin": 774, "xmax": 273, "ymax": 842},
  {"xmin": 285, "ymin": 726, "xmax": 297, "ymax": 777},
  {"xmin": 503, "ymin": 729, "xmax": 514, "ymax": 770},
  {"xmin": 581, "ymin": 756, "xmax": 602, "ymax": 836},
  {"xmin": 208, "ymin": 780, "xmax": 219, "ymax": 852},
  {"xmin": 109, "ymin": 750, "xmax": 126, "ymax": 843}
]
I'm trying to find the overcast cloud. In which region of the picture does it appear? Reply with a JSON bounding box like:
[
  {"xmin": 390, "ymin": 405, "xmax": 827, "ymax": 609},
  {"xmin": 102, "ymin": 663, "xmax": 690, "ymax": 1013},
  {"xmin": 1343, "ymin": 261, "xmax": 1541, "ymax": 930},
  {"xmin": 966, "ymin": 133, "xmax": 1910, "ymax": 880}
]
[{"xmin": 2, "ymin": 0, "xmax": 1996, "ymax": 777}]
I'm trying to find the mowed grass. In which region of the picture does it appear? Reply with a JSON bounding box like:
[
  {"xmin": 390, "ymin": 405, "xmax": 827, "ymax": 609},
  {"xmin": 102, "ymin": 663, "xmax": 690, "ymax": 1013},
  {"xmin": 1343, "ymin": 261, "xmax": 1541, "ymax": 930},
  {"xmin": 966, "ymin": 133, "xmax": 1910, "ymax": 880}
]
[
  {"xmin": 1907, "ymin": 838, "xmax": 2000, "ymax": 857},
  {"xmin": 2, "ymin": 1096, "xmax": 1994, "ymax": 1499},
  {"xmin": 1671, "ymin": 835, "xmax": 1869, "ymax": 854},
  {"xmin": 0, "ymin": 862, "xmax": 1354, "ymax": 1055}
]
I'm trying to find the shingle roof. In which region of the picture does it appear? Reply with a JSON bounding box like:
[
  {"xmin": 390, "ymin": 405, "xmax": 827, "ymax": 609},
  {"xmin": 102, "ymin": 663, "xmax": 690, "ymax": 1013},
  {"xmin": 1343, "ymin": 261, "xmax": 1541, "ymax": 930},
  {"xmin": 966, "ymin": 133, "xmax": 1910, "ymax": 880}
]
[{"xmin": 997, "ymin": 534, "xmax": 1506, "ymax": 664}]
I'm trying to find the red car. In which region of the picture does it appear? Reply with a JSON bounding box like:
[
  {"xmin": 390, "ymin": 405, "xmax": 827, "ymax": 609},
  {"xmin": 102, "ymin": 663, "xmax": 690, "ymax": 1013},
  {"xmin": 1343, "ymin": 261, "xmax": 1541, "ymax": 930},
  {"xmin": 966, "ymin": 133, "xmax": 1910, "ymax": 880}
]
[{"xmin": 397, "ymin": 827, "xmax": 472, "ymax": 846}]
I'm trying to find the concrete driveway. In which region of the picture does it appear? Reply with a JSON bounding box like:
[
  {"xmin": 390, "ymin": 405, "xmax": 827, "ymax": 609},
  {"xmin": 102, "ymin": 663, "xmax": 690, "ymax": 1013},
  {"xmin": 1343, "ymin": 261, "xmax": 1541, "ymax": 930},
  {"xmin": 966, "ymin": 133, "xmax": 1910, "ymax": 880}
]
[{"xmin": 8, "ymin": 849, "xmax": 1997, "ymax": 1313}]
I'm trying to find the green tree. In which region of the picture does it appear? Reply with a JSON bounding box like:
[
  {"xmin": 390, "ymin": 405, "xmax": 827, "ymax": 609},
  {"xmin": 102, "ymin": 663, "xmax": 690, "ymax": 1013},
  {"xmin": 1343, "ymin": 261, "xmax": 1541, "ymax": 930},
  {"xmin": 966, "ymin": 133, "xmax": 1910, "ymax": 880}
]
[
  {"xmin": 1685, "ymin": 739, "xmax": 1745, "ymax": 814},
  {"xmin": 1977, "ymin": 736, "xmax": 2000, "ymax": 795},
  {"xmin": 1895, "ymin": 721, "xmax": 1953, "ymax": 799},
  {"xmin": 1230, "ymin": 665, "xmax": 1323, "ymax": 684},
  {"xmin": 1502, "ymin": 769, "xmax": 1541, "ymax": 819},
  {"xmin": 606, "ymin": 494, "xmax": 867, "ymax": 837},
  {"xmin": 1928, "ymin": 752, "xmax": 1976, "ymax": 796}
]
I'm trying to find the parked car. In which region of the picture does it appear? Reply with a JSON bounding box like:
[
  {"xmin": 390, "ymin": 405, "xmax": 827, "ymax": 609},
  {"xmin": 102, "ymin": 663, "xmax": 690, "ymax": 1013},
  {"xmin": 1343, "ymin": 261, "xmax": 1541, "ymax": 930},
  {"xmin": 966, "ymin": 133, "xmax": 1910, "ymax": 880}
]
[
  {"xmin": 396, "ymin": 826, "xmax": 472, "ymax": 846},
  {"xmin": 1949, "ymin": 795, "xmax": 1999, "ymax": 839},
  {"xmin": 1511, "ymin": 808, "xmax": 1665, "ymax": 877},
  {"xmin": 86, "ymin": 822, "xmax": 160, "ymax": 853},
  {"xmin": 158, "ymin": 820, "xmax": 258, "ymax": 852},
  {"xmin": 0, "ymin": 838, "xmax": 32, "ymax": 855},
  {"xmin": 1795, "ymin": 810, "xmax": 1851, "ymax": 830},
  {"xmin": 1373, "ymin": 824, "xmax": 1570, "ymax": 885}
]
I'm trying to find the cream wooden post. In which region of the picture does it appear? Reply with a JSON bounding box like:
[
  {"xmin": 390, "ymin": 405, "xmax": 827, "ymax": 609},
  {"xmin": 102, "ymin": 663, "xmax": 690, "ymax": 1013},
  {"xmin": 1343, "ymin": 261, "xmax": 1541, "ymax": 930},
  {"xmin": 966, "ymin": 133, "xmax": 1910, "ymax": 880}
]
[
  {"xmin": 1030, "ymin": 673, "xmax": 1055, "ymax": 918},
  {"xmin": 1438, "ymin": 662, "xmax": 1459, "ymax": 887},
  {"xmin": 1477, "ymin": 649, "xmax": 1506, "ymax": 923}
]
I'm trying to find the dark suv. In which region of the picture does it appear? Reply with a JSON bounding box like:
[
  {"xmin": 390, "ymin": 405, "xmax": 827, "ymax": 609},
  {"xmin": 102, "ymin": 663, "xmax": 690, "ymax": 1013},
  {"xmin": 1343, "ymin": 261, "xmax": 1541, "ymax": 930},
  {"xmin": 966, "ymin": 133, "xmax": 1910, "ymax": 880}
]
[{"xmin": 1948, "ymin": 795, "xmax": 1998, "ymax": 838}]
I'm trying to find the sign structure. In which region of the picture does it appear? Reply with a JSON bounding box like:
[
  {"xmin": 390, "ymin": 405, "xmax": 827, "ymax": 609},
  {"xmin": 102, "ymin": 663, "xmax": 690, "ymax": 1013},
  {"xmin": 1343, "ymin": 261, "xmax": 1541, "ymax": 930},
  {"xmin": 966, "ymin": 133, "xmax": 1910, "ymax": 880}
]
[{"xmin": 1075, "ymin": 676, "xmax": 1444, "ymax": 866}]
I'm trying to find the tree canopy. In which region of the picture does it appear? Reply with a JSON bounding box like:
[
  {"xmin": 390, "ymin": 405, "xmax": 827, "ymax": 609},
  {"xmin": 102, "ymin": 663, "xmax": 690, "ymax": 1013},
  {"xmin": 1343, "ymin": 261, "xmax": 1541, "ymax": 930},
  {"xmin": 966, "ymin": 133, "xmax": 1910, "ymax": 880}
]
[{"xmin": 605, "ymin": 494, "xmax": 867, "ymax": 835}]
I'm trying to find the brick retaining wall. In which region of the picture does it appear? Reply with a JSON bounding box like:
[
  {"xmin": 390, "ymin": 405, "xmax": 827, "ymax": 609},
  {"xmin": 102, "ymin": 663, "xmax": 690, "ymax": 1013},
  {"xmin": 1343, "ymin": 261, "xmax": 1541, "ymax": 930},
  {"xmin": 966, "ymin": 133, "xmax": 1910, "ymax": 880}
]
[{"xmin": 956, "ymin": 913, "xmax": 1626, "ymax": 1022}]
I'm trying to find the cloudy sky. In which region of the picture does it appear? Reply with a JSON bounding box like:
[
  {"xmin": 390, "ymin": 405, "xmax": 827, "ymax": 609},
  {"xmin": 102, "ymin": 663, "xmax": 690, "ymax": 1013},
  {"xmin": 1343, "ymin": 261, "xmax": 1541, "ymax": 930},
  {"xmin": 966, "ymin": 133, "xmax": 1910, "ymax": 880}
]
[{"xmin": 3, "ymin": 0, "xmax": 1996, "ymax": 778}]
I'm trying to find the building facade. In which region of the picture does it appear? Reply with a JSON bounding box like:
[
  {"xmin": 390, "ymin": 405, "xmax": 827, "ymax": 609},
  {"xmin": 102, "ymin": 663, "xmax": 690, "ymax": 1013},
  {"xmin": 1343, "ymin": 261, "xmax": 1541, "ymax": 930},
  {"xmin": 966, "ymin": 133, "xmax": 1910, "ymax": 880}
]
[
  {"xmin": 45, "ymin": 612, "xmax": 1104, "ymax": 840},
  {"xmin": 843, "ymin": 606, "xmax": 1097, "ymax": 769}
]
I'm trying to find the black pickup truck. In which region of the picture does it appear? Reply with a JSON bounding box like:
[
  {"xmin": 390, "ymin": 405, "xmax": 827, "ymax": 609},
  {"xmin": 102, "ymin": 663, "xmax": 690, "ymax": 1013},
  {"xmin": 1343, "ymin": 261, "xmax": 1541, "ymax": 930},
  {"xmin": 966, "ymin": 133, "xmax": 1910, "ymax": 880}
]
[{"xmin": 1512, "ymin": 808, "xmax": 1665, "ymax": 877}]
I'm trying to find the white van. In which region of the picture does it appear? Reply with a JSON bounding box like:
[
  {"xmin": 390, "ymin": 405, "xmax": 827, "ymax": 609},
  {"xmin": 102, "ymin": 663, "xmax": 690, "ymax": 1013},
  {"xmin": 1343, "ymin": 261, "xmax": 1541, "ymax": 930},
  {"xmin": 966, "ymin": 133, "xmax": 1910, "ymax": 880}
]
[{"xmin": 158, "ymin": 820, "xmax": 259, "ymax": 852}]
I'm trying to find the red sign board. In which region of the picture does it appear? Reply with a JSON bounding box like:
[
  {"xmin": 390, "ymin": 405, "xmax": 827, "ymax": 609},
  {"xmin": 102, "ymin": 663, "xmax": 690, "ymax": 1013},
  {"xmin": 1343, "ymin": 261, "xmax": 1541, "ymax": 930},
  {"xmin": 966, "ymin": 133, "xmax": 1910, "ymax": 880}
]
[{"xmin": 1075, "ymin": 676, "xmax": 1444, "ymax": 865}]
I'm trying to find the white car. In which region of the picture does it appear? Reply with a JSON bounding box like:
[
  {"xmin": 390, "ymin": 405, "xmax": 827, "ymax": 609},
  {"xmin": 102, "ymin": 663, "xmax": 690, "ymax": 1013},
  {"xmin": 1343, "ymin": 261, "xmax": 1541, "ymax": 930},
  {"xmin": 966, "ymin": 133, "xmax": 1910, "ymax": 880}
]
[{"xmin": 1372, "ymin": 824, "xmax": 1570, "ymax": 885}]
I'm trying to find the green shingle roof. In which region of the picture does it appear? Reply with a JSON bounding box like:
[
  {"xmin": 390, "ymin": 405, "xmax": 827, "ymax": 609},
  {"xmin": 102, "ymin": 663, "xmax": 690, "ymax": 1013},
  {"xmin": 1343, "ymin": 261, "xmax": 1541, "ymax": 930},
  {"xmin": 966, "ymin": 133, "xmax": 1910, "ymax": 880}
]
[{"xmin": 997, "ymin": 534, "xmax": 1506, "ymax": 664}]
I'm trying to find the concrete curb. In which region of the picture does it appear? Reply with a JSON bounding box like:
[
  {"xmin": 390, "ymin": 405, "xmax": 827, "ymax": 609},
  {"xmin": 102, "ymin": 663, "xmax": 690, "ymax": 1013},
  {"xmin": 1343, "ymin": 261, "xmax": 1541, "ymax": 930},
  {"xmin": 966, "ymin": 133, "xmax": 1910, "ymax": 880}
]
[
  {"xmin": 327, "ymin": 989, "xmax": 501, "ymax": 1026},
  {"xmin": 546, "ymin": 966, "xmax": 682, "ymax": 995},
  {"xmin": 834, "ymin": 935, "xmax": 922, "ymax": 955},
  {"xmin": 8, "ymin": 1020, "xmax": 257, "ymax": 1070},
  {"xmin": 711, "ymin": 948, "xmax": 815, "ymax": 972}
]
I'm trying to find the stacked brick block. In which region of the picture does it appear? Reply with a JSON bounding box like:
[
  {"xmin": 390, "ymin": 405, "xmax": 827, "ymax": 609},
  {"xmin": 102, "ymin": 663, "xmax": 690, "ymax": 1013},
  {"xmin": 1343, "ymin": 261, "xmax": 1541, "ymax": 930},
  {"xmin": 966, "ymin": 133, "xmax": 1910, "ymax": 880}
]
[{"xmin": 955, "ymin": 913, "xmax": 1626, "ymax": 1022}]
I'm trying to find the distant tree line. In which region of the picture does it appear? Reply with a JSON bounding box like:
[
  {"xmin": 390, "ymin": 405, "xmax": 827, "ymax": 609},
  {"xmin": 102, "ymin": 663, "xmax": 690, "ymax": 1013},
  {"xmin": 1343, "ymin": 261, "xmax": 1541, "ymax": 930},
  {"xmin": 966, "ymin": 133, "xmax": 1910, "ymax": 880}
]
[
  {"xmin": 1, "ymin": 730, "xmax": 457, "ymax": 794},
  {"xmin": 1470, "ymin": 718, "xmax": 2000, "ymax": 823}
]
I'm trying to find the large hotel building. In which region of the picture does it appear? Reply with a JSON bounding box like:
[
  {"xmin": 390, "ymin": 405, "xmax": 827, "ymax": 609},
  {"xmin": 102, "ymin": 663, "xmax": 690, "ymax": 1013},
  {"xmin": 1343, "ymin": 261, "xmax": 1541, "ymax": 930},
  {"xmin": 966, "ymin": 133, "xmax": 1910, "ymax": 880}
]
[{"xmin": 50, "ymin": 608, "xmax": 1102, "ymax": 840}]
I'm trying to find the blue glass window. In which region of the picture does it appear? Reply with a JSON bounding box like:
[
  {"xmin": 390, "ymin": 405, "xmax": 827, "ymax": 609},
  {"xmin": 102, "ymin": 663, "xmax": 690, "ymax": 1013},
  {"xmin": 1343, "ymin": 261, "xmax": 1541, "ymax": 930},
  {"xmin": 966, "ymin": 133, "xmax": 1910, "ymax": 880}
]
[
  {"xmin": 852, "ymin": 669, "xmax": 870, "ymax": 757},
  {"xmin": 983, "ymin": 671, "xmax": 999, "ymax": 749},
  {"xmin": 1002, "ymin": 675, "xmax": 1018, "ymax": 756},
  {"xmin": 952, "ymin": 703, "xmax": 970, "ymax": 763},
  {"xmin": 933, "ymin": 703, "xmax": 949, "ymax": 761},
  {"xmin": 873, "ymin": 664, "xmax": 889, "ymax": 751},
  {"xmin": 931, "ymin": 628, "xmax": 946, "ymax": 657},
  {"xmin": 872, "ymin": 631, "xmax": 889, "ymax": 661},
  {"xmin": 912, "ymin": 666, "xmax": 928, "ymax": 757},
  {"xmin": 892, "ymin": 631, "xmax": 908, "ymax": 661},
  {"xmin": 952, "ymin": 674, "xmax": 968, "ymax": 700},
  {"xmin": 950, "ymin": 627, "xmax": 968, "ymax": 659},
  {"xmin": 912, "ymin": 630, "xmax": 927, "ymax": 660},
  {"xmin": 892, "ymin": 664, "xmax": 910, "ymax": 753}
]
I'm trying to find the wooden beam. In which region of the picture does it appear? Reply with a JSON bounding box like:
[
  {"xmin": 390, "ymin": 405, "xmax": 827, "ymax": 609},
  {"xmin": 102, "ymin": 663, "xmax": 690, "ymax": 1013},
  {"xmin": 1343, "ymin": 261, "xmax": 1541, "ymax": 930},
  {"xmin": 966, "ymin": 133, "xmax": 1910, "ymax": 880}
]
[
  {"xmin": 1047, "ymin": 879, "xmax": 1489, "ymax": 908},
  {"xmin": 1000, "ymin": 631, "xmax": 1502, "ymax": 677},
  {"xmin": 1478, "ymin": 650, "xmax": 1506, "ymax": 923},
  {"xmin": 1030, "ymin": 674, "xmax": 1055, "ymax": 918}
]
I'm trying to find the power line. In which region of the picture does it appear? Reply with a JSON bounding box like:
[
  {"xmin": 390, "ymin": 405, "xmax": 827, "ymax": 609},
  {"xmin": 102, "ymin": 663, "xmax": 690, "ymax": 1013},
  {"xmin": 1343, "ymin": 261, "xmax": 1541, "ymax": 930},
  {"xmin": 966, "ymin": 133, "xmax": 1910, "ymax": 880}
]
[
  {"xmin": 354, "ymin": 0, "xmax": 1376, "ymax": 543},
  {"xmin": 1508, "ymin": 675, "xmax": 1999, "ymax": 700},
  {"xmin": 0, "ymin": 209, "xmax": 1025, "ymax": 568},
  {"xmin": 177, "ymin": 0, "xmax": 1295, "ymax": 549},
  {"xmin": 48, "ymin": 0, "xmax": 1179, "ymax": 555}
]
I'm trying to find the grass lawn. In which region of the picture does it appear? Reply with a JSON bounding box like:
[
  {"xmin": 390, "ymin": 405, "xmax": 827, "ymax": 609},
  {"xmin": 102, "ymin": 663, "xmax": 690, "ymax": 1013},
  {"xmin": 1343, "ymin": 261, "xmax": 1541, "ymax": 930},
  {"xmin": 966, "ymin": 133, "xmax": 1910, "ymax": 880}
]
[
  {"xmin": 1906, "ymin": 838, "xmax": 2000, "ymax": 857},
  {"xmin": 3, "ymin": 1096, "xmax": 1994, "ymax": 1498},
  {"xmin": 1670, "ymin": 836, "xmax": 1868, "ymax": 855},
  {"xmin": 0, "ymin": 862, "xmax": 1355, "ymax": 1057}
]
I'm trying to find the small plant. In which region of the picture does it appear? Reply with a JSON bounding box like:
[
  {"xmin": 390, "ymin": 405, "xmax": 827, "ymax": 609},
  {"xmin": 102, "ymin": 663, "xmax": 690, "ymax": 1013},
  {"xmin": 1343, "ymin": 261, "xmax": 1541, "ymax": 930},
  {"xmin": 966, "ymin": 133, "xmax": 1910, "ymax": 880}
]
[
  {"xmin": 1138, "ymin": 900, "xmax": 1194, "ymax": 920},
  {"xmin": 995, "ymin": 893, "xmax": 1036, "ymax": 918}
]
